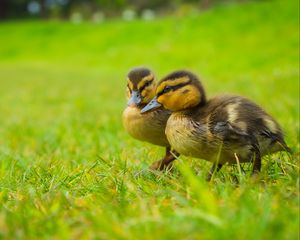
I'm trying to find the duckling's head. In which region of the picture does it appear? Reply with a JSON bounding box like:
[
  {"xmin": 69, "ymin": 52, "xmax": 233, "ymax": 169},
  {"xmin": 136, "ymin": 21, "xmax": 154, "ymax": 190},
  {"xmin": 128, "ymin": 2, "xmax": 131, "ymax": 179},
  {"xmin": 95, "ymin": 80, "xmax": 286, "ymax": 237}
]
[
  {"xmin": 126, "ymin": 67, "xmax": 156, "ymax": 107},
  {"xmin": 141, "ymin": 70, "xmax": 206, "ymax": 113}
]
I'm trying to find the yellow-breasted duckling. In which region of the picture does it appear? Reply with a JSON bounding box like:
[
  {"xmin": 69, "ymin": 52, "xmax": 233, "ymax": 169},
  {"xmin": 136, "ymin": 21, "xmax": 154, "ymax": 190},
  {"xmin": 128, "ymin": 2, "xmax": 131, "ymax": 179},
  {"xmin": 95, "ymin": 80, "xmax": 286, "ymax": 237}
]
[
  {"xmin": 141, "ymin": 70, "xmax": 290, "ymax": 180},
  {"xmin": 122, "ymin": 67, "xmax": 178, "ymax": 170}
]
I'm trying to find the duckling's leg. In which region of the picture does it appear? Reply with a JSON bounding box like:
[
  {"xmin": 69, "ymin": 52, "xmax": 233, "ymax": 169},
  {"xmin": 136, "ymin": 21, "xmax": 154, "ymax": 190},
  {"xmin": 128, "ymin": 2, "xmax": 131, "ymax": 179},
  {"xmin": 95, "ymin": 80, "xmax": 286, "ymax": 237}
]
[
  {"xmin": 251, "ymin": 139, "xmax": 261, "ymax": 174},
  {"xmin": 149, "ymin": 147, "xmax": 179, "ymax": 171},
  {"xmin": 206, "ymin": 163, "xmax": 223, "ymax": 181}
]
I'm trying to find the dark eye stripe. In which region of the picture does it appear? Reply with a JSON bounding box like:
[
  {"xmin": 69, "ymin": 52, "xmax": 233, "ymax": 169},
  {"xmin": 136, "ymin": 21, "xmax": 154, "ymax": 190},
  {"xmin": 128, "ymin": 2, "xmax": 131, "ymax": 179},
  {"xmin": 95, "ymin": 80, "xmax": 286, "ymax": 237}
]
[
  {"xmin": 139, "ymin": 79, "xmax": 153, "ymax": 93},
  {"xmin": 157, "ymin": 80, "xmax": 191, "ymax": 97}
]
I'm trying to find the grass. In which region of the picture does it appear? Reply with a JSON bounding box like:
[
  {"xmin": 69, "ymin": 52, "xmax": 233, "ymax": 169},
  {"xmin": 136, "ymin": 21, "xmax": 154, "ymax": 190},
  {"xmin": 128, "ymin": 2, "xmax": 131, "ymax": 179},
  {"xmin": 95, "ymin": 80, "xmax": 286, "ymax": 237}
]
[{"xmin": 0, "ymin": 0, "xmax": 299, "ymax": 239}]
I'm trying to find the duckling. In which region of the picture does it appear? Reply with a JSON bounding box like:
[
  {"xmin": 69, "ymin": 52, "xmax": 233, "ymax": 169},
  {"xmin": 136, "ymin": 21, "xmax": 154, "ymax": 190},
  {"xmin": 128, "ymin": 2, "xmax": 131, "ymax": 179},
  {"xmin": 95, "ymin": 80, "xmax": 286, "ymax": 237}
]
[
  {"xmin": 122, "ymin": 67, "xmax": 178, "ymax": 170},
  {"xmin": 141, "ymin": 70, "xmax": 290, "ymax": 180}
]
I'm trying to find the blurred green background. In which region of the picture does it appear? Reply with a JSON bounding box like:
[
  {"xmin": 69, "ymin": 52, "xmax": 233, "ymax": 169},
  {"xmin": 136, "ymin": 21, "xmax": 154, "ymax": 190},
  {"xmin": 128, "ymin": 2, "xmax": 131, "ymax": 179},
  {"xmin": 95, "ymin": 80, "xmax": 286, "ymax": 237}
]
[
  {"xmin": 1, "ymin": 0, "xmax": 251, "ymax": 20},
  {"xmin": 0, "ymin": 0, "xmax": 299, "ymax": 239}
]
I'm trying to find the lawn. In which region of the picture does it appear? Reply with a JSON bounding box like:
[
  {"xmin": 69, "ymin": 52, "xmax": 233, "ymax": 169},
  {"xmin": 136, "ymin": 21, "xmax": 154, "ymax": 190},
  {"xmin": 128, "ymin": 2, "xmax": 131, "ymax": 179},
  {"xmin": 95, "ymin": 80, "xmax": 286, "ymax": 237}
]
[{"xmin": 0, "ymin": 0, "xmax": 299, "ymax": 239}]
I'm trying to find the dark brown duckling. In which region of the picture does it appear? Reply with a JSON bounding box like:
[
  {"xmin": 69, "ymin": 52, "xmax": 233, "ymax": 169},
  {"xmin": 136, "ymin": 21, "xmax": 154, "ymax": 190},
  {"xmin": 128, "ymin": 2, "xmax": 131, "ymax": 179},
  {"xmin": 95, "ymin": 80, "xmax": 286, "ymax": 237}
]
[{"xmin": 141, "ymin": 70, "xmax": 290, "ymax": 180}]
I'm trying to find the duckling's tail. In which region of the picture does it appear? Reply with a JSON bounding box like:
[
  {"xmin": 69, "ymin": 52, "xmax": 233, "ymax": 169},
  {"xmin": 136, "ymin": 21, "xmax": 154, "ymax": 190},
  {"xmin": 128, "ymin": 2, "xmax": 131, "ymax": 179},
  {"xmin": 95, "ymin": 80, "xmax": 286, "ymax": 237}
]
[
  {"xmin": 284, "ymin": 145, "xmax": 293, "ymax": 154},
  {"xmin": 278, "ymin": 140, "xmax": 293, "ymax": 154}
]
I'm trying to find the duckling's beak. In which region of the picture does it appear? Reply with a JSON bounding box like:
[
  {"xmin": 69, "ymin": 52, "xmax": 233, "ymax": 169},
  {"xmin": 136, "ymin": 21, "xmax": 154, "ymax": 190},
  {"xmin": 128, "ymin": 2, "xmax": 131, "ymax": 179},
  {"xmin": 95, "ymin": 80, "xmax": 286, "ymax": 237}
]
[
  {"xmin": 127, "ymin": 90, "xmax": 142, "ymax": 106},
  {"xmin": 141, "ymin": 97, "xmax": 162, "ymax": 113}
]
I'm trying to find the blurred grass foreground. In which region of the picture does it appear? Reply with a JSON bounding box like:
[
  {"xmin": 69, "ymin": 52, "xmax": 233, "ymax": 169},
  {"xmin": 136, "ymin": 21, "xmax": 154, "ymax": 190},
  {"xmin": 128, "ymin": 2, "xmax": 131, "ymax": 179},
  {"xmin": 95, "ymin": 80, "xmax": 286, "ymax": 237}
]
[{"xmin": 0, "ymin": 0, "xmax": 299, "ymax": 239}]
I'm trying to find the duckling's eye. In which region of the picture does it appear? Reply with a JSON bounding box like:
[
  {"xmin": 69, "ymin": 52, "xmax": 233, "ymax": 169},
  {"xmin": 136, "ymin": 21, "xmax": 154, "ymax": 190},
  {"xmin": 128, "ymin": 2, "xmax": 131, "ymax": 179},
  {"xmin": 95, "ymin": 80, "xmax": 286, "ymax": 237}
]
[
  {"xmin": 144, "ymin": 80, "xmax": 152, "ymax": 87},
  {"xmin": 163, "ymin": 86, "xmax": 172, "ymax": 93}
]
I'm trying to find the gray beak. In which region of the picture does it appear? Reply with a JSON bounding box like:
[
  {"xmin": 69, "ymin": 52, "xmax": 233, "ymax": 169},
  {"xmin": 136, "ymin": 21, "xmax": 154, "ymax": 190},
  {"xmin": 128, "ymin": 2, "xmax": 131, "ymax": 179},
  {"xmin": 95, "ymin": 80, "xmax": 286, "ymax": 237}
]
[
  {"xmin": 141, "ymin": 96, "xmax": 162, "ymax": 113},
  {"xmin": 127, "ymin": 90, "xmax": 142, "ymax": 106}
]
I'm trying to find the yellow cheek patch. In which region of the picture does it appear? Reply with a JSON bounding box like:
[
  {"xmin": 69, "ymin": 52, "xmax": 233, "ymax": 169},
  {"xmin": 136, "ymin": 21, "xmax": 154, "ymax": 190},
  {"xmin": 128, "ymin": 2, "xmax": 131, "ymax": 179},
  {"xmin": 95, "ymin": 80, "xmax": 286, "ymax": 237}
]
[
  {"xmin": 141, "ymin": 87, "xmax": 156, "ymax": 103},
  {"xmin": 156, "ymin": 76, "xmax": 190, "ymax": 94},
  {"xmin": 126, "ymin": 88, "xmax": 131, "ymax": 99},
  {"xmin": 158, "ymin": 92, "xmax": 183, "ymax": 111},
  {"xmin": 180, "ymin": 85, "xmax": 201, "ymax": 109},
  {"xmin": 157, "ymin": 85, "xmax": 201, "ymax": 111},
  {"xmin": 141, "ymin": 89, "xmax": 150, "ymax": 98},
  {"xmin": 137, "ymin": 74, "xmax": 154, "ymax": 89},
  {"xmin": 127, "ymin": 78, "xmax": 134, "ymax": 90},
  {"xmin": 157, "ymin": 93, "xmax": 170, "ymax": 106}
]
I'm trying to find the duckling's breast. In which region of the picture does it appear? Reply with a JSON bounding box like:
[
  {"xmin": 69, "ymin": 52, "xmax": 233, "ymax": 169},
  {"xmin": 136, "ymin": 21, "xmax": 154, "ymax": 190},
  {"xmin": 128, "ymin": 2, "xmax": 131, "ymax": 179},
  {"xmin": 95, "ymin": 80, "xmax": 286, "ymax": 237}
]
[
  {"xmin": 165, "ymin": 113, "xmax": 251, "ymax": 164},
  {"xmin": 122, "ymin": 106, "xmax": 170, "ymax": 147},
  {"xmin": 165, "ymin": 113, "xmax": 217, "ymax": 161}
]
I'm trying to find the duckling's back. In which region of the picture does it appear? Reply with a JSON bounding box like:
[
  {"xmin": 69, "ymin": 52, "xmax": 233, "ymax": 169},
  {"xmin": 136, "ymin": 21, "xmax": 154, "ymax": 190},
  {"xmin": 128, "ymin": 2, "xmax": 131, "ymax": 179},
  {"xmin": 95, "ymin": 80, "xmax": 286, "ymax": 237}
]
[
  {"xmin": 197, "ymin": 95, "xmax": 288, "ymax": 156},
  {"xmin": 168, "ymin": 94, "xmax": 289, "ymax": 164}
]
